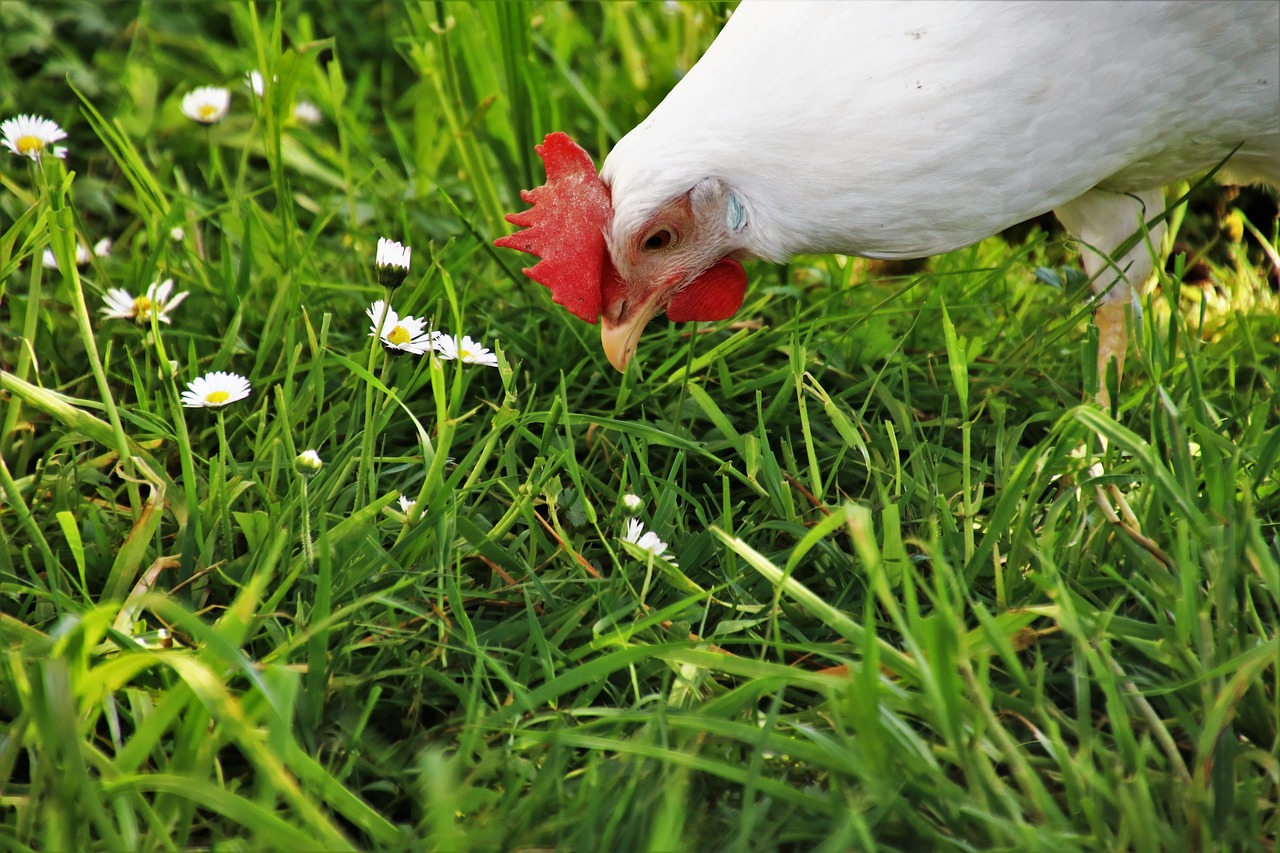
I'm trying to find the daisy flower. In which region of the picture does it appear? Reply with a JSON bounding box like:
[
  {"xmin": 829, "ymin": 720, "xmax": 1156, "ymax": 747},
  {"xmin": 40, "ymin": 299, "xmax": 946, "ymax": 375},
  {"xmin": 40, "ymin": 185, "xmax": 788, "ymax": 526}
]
[
  {"xmin": 375, "ymin": 237, "xmax": 411, "ymax": 288},
  {"xmin": 101, "ymin": 278, "xmax": 190, "ymax": 324},
  {"xmin": 622, "ymin": 518, "xmax": 672, "ymax": 561},
  {"xmin": 181, "ymin": 87, "xmax": 231, "ymax": 124},
  {"xmin": 433, "ymin": 334, "xmax": 499, "ymax": 367},
  {"xmin": 292, "ymin": 100, "xmax": 322, "ymax": 125},
  {"xmin": 1, "ymin": 114, "xmax": 68, "ymax": 160},
  {"xmin": 92, "ymin": 237, "xmax": 112, "ymax": 258},
  {"xmin": 367, "ymin": 299, "xmax": 434, "ymax": 355},
  {"xmin": 180, "ymin": 371, "xmax": 251, "ymax": 408}
]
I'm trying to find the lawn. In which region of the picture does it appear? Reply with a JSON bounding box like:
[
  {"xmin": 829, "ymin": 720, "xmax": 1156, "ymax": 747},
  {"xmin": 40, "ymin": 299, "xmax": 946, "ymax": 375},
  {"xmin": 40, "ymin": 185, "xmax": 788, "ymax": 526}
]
[{"xmin": 1, "ymin": 1, "xmax": 1277, "ymax": 850}]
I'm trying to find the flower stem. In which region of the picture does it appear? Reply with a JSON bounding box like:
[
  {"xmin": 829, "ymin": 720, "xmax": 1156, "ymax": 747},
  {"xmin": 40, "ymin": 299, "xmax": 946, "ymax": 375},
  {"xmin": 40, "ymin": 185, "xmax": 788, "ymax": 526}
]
[
  {"xmin": 299, "ymin": 477, "xmax": 315, "ymax": 566},
  {"xmin": 357, "ymin": 293, "xmax": 393, "ymax": 505},
  {"xmin": 214, "ymin": 410, "xmax": 234, "ymax": 552},
  {"xmin": 1, "ymin": 160, "xmax": 48, "ymax": 468},
  {"xmin": 49, "ymin": 169, "xmax": 143, "ymax": 517},
  {"xmin": 1, "ymin": 258, "xmax": 43, "ymax": 468}
]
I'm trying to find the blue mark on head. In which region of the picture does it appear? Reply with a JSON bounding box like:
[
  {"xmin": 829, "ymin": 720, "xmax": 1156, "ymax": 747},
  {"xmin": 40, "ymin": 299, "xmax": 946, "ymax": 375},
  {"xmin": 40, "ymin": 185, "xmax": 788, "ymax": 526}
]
[{"xmin": 727, "ymin": 193, "xmax": 747, "ymax": 232}]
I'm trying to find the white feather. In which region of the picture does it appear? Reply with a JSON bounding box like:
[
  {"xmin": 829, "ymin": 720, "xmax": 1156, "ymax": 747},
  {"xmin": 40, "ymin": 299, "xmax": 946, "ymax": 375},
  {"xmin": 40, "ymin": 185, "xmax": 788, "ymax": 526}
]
[{"xmin": 602, "ymin": 0, "xmax": 1279, "ymax": 263}]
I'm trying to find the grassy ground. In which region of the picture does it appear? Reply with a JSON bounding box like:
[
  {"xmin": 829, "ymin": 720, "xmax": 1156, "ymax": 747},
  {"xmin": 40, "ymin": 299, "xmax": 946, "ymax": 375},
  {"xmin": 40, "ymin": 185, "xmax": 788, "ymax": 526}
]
[{"xmin": 2, "ymin": 2, "xmax": 1278, "ymax": 850}]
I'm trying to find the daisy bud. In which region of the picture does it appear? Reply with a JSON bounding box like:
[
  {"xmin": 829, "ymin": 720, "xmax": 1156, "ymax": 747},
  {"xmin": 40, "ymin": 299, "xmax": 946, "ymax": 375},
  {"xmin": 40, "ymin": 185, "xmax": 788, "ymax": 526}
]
[
  {"xmin": 375, "ymin": 237, "xmax": 411, "ymax": 289},
  {"xmin": 295, "ymin": 449, "xmax": 323, "ymax": 477},
  {"xmin": 622, "ymin": 493, "xmax": 643, "ymax": 513}
]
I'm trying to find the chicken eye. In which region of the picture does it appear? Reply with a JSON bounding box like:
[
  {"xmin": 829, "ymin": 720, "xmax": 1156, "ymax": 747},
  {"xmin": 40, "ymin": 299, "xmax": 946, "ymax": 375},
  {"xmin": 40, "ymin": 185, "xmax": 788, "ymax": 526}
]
[{"xmin": 642, "ymin": 229, "xmax": 673, "ymax": 251}]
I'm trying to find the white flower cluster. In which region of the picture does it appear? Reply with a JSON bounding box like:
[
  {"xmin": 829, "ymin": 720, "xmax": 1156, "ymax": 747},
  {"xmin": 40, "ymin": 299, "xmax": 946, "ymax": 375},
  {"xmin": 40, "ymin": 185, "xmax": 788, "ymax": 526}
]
[
  {"xmin": 368, "ymin": 237, "xmax": 500, "ymax": 367},
  {"xmin": 177, "ymin": 71, "xmax": 322, "ymax": 127}
]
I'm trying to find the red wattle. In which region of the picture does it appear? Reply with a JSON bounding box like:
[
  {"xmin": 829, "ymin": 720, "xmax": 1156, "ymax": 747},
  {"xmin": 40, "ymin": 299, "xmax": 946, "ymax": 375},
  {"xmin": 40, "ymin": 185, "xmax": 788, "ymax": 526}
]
[{"xmin": 665, "ymin": 258, "xmax": 748, "ymax": 322}]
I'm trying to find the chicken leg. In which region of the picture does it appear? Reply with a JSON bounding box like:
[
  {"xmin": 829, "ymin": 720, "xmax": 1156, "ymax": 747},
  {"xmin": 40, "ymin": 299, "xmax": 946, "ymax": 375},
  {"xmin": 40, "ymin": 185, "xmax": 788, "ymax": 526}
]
[{"xmin": 1054, "ymin": 188, "xmax": 1167, "ymax": 408}]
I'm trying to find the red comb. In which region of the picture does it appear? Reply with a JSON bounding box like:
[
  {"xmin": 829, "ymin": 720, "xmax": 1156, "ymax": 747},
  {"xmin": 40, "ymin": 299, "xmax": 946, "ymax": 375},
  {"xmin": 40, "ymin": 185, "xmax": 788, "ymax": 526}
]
[{"xmin": 495, "ymin": 132, "xmax": 610, "ymax": 324}]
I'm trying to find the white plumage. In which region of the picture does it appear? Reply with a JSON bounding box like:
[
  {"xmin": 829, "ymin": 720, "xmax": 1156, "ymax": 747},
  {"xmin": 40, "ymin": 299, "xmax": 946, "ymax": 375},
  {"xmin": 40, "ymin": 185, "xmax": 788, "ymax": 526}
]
[{"xmin": 605, "ymin": 2, "xmax": 1277, "ymax": 260}]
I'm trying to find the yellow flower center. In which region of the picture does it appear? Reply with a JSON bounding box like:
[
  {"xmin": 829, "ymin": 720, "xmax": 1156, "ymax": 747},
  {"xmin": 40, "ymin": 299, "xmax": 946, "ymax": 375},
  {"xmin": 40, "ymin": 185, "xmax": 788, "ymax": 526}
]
[
  {"xmin": 459, "ymin": 348, "xmax": 473, "ymax": 359},
  {"xmin": 387, "ymin": 325, "xmax": 411, "ymax": 346},
  {"xmin": 16, "ymin": 135, "xmax": 44, "ymax": 155},
  {"xmin": 206, "ymin": 390, "xmax": 230, "ymax": 404},
  {"xmin": 198, "ymin": 105, "xmax": 218, "ymax": 120},
  {"xmin": 133, "ymin": 296, "xmax": 154, "ymax": 320}
]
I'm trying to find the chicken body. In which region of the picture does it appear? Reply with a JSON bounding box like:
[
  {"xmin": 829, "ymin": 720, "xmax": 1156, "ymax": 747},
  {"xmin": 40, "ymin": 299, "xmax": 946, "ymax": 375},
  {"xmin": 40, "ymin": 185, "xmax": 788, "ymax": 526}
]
[{"xmin": 597, "ymin": 0, "xmax": 1280, "ymax": 376}]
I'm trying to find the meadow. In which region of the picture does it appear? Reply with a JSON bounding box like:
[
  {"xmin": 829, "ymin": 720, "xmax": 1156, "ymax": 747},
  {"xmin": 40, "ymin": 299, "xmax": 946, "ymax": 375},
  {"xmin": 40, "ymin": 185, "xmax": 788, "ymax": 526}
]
[{"xmin": 1, "ymin": 1, "xmax": 1278, "ymax": 850}]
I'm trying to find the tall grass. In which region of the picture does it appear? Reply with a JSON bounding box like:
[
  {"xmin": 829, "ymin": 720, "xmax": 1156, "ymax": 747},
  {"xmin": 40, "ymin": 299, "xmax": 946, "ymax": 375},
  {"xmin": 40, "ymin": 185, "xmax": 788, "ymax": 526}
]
[{"xmin": 1, "ymin": 1, "xmax": 1277, "ymax": 849}]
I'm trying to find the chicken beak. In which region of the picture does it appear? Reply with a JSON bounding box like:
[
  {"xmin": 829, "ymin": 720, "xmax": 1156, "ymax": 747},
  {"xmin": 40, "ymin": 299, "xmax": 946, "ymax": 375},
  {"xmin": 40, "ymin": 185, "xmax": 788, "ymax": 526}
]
[{"xmin": 601, "ymin": 296, "xmax": 665, "ymax": 373}]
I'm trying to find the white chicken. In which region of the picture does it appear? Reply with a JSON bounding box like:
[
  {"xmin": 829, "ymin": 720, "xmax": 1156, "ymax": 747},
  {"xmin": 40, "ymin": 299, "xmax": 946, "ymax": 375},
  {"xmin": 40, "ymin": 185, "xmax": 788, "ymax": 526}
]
[{"xmin": 498, "ymin": 1, "xmax": 1280, "ymax": 390}]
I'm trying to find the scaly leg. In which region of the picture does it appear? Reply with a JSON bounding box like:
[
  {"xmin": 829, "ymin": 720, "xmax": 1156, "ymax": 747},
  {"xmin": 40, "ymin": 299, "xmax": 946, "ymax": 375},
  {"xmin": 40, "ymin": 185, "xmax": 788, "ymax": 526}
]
[
  {"xmin": 1054, "ymin": 187, "xmax": 1166, "ymax": 407},
  {"xmin": 1094, "ymin": 299, "xmax": 1129, "ymax": 411}
]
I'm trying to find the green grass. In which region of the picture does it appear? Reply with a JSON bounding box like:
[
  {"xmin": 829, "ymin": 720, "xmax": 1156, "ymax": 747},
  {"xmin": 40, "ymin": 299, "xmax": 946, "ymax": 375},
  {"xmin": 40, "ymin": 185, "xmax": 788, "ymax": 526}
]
[{"xmin": 2, "ymin": 1, "xmax": 1278, "ymax": 850}]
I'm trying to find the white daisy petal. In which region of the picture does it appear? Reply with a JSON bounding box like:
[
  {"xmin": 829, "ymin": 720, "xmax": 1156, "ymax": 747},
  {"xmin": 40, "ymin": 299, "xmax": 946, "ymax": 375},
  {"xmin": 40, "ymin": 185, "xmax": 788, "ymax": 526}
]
[
  {"xmin": 367, "ymin": 299, "xmax": 399, "ymax": 332},
  {"xmin": 152, "ymin": 279, "xmax": 174, "ymax": 304},
  {"xmin": 432, "ymin": 333, "xmax": 457, "ymax": 361},
  {"xmin": 376, "ymin": 237, "xmax": 411, "ymax": 271},
  {"xmin": 180, "ymin": 87, "xmax": 231, "ymax": 124},
  {"xmin": 1, "ymin": 114, "xmax": 69, "ymax": 161},
  {"xmin": 159, "ymin": 289, "xmax": 189, "ymax": 319},
  {"xmin": 638, "ymin": 532, "xmax": 667, "ymax": 556},
  {"xmin": 180, "ymin": 371, "xmax": 251, "ymax": 408},
  {"xmin": 101, "ymin": 288, "xmax": 138, "ymax": 320}
]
